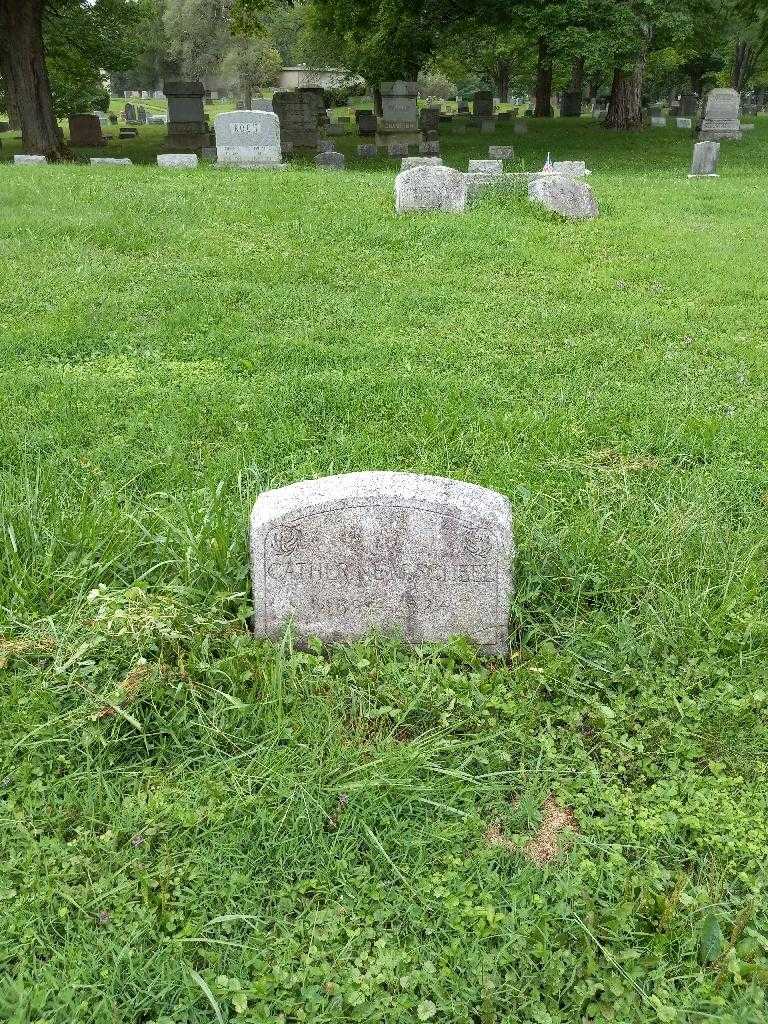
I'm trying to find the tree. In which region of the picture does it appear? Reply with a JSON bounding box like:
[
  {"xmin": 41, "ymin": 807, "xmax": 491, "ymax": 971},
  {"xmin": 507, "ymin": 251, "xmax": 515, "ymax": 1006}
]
[
  {"xmin": 221, "ymin": 35, "xmax": 282, "ymax": 106},
  {"xmin": 433, "ymin": 22, "xmax": 535, "ymax": 104}
]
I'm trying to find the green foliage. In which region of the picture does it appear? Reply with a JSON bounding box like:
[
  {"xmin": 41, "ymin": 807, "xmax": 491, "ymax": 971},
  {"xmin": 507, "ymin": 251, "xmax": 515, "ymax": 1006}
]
[{"xmin": 1, "ymin": 117, "xmax": 768, "ymax": 1020}]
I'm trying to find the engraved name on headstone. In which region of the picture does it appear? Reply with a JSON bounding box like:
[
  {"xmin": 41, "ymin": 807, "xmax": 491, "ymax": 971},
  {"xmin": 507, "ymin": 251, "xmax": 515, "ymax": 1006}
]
[
  {"xmin": 214, "ymin": 110, "xmax": 284, "ymax": 168},
  {"xmin": 250, "ymin": 472, "xmax": 514, "ymax": 652}
]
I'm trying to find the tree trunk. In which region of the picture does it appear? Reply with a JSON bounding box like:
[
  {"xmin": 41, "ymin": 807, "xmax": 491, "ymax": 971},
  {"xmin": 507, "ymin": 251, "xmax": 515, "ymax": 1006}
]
[
  {"xmin": 732, "ymin": 41, "xmax": 754, "ymax": 92},
  {"xmin": 1, "ymin": 55, "xmax": 21, "ymax": 129},
  {"xmin": 534, "ymin": 36, "xmax": 553, "ymax": 117},
  {"xmin": 372, "ymin": 84, "xmax": 383, "ymax": 117},
  {"xmin": 0, "ymin": 0, "xmax": 63, "ymax": 158},
  {"xmin": 561, "ymin": 55, "xmax": 584, "ymax": 116},
  {"xmin": 605, "ymin": 60, "xmax": 645, "ymax": 131},
  {"xmin": 493, "ymin": 61, "xmax": 510, "ymax": 104}
]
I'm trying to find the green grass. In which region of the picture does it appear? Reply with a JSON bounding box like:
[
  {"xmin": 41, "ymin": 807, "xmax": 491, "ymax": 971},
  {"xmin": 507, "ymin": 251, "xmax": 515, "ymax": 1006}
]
[{"xmin": 1, "ymin": 118, "xmax": 768, "ymax": 1023}]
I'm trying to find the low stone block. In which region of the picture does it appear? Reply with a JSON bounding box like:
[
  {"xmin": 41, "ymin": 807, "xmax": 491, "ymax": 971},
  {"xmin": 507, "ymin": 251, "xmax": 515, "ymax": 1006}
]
[
  {"xmin": 401, "ymin": 156, "xmax": 443, "ymax": 170},
  {"xmin": 357, "ymin": 143, "xmax": 378, "ymax": 157},
  {"xmin": 688, "ymin": 140, "xmax": 719, "ymax": 177},
  {"xmin": 551, "ymin": 160, "xmax": 590, "ymax": 178},
  {"xmin": 317, "ymin": 139, "xmax": 334, "ymax": 153},
  {"xmin": 468, "ymin": 158, "xmax": 502, "ymax": 175},
  {"xmin": 395, "ymin": 165, "xmax": 467, "ymax": 213},
  {"xmin": 528, "ymin": 173, "xmax": 598, "ymax": 219},
  {"xmin": 651, "ymin": 116, "xmax": 666, "ymax": 127},
  {"xmin": 90, "ymin": 158, "xmax": 133, "ymax": 165},
  {"xmin": 419, "ymin": 141, "xmax": 441, "ymax": 156},
  {"xmin": 157, "ymin": 153, "xmax": 198, "ymax": 168},
  {"xmin": 676, "ymin": 117, "xmax": 693, "ymax": 129},
  {"xmin": 249, "ymin": 471, "xmax": 514, "ymax": 652},
  {"xmin": 14, "ymin": 154, "xmax": 47, "ymax": 165},
  {"xmin": 388, "ymin": 142, "xmax": 410, "ymax": 157},
  {"xmin": 488, "ymin": 145, "xmax": 513, "ymax": 159},
  {"xmin": 315, "ymin": 150, "xmax": 345, "ymax": 170}
]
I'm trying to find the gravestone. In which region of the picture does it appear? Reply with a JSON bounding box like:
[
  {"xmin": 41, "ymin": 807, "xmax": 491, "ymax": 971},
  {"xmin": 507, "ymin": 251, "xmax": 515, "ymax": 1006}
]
[
  {"xmin": 90, "ymin": 157, "xmax": 132, "ymax": 165},
  {"xmin": 315, "ymin": 150, "xmax": 345, "ymax": 170},
  {"xmin": 137, "ymin": 106, "xmax": 147, "ymax": 125},
  {"xmin": 676, "ymin": 117, "xmax": 692, "ymax": 129},
  {"xmin": 250, "ymin": 472, "xmax": 513, "ymax": 652},
  {"xmin": 742, "ymin": 122, "xmax": 755, "ymax": 130},
  {"xmin": 458, "ymin": 100, "xmax": 470, "ymax": 114},
  {"xmin": 651, "ymin": 116, "xmax": 666, "ymax": 127},
  {"xmin": 395, "ymin": 165, "xmax": 467, "ymax": 213},
  {"xmin": 124, "ymin": 102, "xmax": 137, "ymax": 123},
  {"xmin": 272, "ymin": 90, "xmax": 320, "ymax": 154},
  {"xmin": 119, "ymin": 128, "xmax": 138, "ymax": 139},
  {"xmin": 356, "ymin": 110, "xmax": 378, "ymax": 136},
  {"xmin": 214, "ymin": 110, "xmax": 284, "ymax": 168},
  {"xmin": 419, "ymin": 140, "xmax": 440, "ymax": 155},
  {"xmin": 153, "ymin": 90, "xmax": 164, "ymax": 100},
  {"xmin": 419, "ymin": 107, "xmax": 440, "ymax": 134},
  {"xmin": 157, "ymin": 153, "xmax": 198, "ymax": 168},
  {"xmin": 480, "ymin": 119, "xmax": 497, "ymax": 134},
  {"xmin": 317, "ymin": 139, "xmax": 334, "ymax": 153},
  {"xmin": 401, "ymin": 156, "xmax": 443, "ymax": 170},
  {"xmin": 376, "ymin": 81, "xmax": 420, "ymax": 150},
  {"xmin": 14, "ymin": 154, "xmax": 47, "ymax": 164},
  {"xmin": 552, "ymin": 159, "xmax": 590, "ymax": 178},
  {"xmin": 326, "ymin": 124, "xmax": 345, "ymax": 136},
  {"xmin": 468, "ymin": 158, "xmax": 502, "ymax": 176},
  {"xmin": 560, "ymin": 91, "xmax": 582, "ymax": 117},
  {"xmin": 513, "ymin": 122, "xmax": 528, "ymax": 135},
  {"xmin": 688, "ymin": 140, "xmax": 719, "ymax": 177},
  {"xmin": 699, "ymin": 88, "xmax": 741, "ymax": 140},
  {"xmin": 357, "ymin": 143, "xmax": 378, "ymax": 157},
  {"xmin": 473, "ymin": 90, "xmax": 494, "ymax": 117},
  {"xmin": 388, "ymin": 142, "xmax": 411, "ymax": 157},
  {"xmin": 164, "ymin": 81, "xmax": 208, "ymax": 152},
  {"xmin": 488, "ymin": 145, "xmax": 514, "ymax": 159},
  {"xmin": 528, "ymin": 173, "xmax": 598, "ymax": 219},
  {"xmin": 679, "ymin": 93, "xmax": 698, "ymax": 116},
  {"xmin": 298, "ymin": 88, "xmax": 327, "ymax": 129},
  {"xmin": 251, "ymin": 99, "xmax": 274, "ymax": 113},
  {"xmin": 68, "ymin": 114, "xmax": 106, "ymax": 147}
]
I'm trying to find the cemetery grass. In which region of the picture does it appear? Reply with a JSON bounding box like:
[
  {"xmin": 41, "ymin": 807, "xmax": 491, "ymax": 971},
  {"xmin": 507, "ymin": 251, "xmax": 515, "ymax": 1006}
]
[{"xmin": 1, "ymin": 121, "xmax": 768, "ymax": 1023}]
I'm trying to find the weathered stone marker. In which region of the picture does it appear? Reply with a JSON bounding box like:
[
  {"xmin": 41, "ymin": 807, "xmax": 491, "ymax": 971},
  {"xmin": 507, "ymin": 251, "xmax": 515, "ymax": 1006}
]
[
  {"xmin": 699, "ymin": 88, "xmax": 741, "ymax": 140},
  {"xmin": 488, "ymin": 145, "xmax": 513, "ymax": 159},
  {"xmin": 69, "ymin": 114, "xmax": 106, "ymax": 147},
  {"xmin": 157, "ymin": 153, "xmax": 198, "ymax": 168},
  {"xmin": 395, "ymin": 165, "xmax": 467, "ymax": 213},
  {"xmin": 315, "ymin": 150, "xmax": 345, "ymax": 170},
  {"xmin": 14, "ymin": 154, "xmax": 47, "ymax": 165},
  {"xmin": 688, "ymin": 140, "xmax": 719, "ymax": 177},
  {"xmin": 164, "ymin": 81, "xmax": 208, "ymax": 152},
  {"xmin": 214, "ymin": 110, "xmax": 284, "ymax": 168},
  {"xmin": 250, "ymin": 472, "xmax": 514, "ymax": 652},
  {"xmin": 528, "ymin": 173, "xmax": 598, "ymax": 219},
  {"xmin": 551, "ymin": 159, "xmax": 590, "ymax": 178},
  {"xmin": 468, "ymin": 158, "xmax": 502, "ymax": 176}
]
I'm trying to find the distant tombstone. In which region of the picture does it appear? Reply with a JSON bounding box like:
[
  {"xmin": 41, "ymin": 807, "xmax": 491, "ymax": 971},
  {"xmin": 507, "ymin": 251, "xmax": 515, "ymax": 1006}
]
[
  {"xmin": 473, "ymin": 90, "xmax": 494, "ymax": 117},
  {"xmin": 513, "ymin": 122, "xmax": 528, "ymax": 135},
  {"xmin": 742, "ymin": 122, "xmax": 755, "ymax": 130},
  {"xmin": 68, "ymin": 114, "xmax": 106, "ymax": 147},
  {"xmin": 419, "ymin": 140, "xmax": 440, "ymax": 155},
  {"xmin": 479, "ymin": 119, "xmax": 496, "ymax": 134},
  {"xmin": 457, "ymin": 100, "xmax": 470, "ymax": 114},
  {"xmin": 147, "ymin": 114, "xmax": 167, "ymax": 124},
  {"xmin": 401, "ymin": 156, "xmax": 443, "ymax": 170},
  {"xmin": 119, "ymin": 128, "xmax": 138, "ymax": 139},
  {"xmin": 387, "ymin": 142, "xmax": 410, "ymax": 157},
  {"xmin": 214, "ymin": 109, "xmax": 284, "ymax": 168},
  {"xmin": 164, "ymin": 81, "xmax": 208, "ymax": 152},
  {"xmin": 560, "ymin": 91, "xmax": 582, "ymax": 117},
  {"xmin": 157, "ymin": 153, "xmax": 198, "ymax": 168},
  {"xmin": 488, "ymin": 145, "xmax": 513, "ymax": 159},
  {"xmin": 250, "ymin": 472, "xmax": 513, "ymax": 651},
  {"xmin": 419, "ymin": 107, "xmax": 440, "ymax": 134},
  {"xmin": 124, "ymin": 102, "xmax": 137, "ymax": 123},
  {"xmin": 651, "ymin": 116, "xmax": 666, "ymax": 127},
  {"xmin": 552, "ymin": 159, "xmax": 590, "ymax": 178},
  {"xmin": 317, "ymin": 139, "xmax": 334, "ymax": 153},
  {"xmin": 326, "ymin": 124, "xmax": 345, "ymax": 136},
  {"xmin": 679, "ymin": 93, "xmax": 698, "ymax": 116},
  {"xmin": 676, "ymin": 117, "xmax": 692, "ymax": 129},
  {"xmin": 395, "ymin": 165, "xmax": 467, "ymax": 214},
  {"xmin": 272, "ymin": 90, "xmax": 319, "ymax": 153},
  {"xmin": 137, "ymin": 106, "xmax": 147, "ymax": 124},
  {"xmin": 141, "ymin": 90, "xmax": 150, "ymax": 99},
  {"xmin": 688, "ymin": 140, "xmax": 720, "ymax": 177},
  {"xmin": 357, "ymin": 143, "xmax": 378, "ymax": 157},
  {"xmin": 153, "ymin": 90, "xmax": 164, "ymax": 100},
  {"xmin": 528, "ymin": 173, "xmax": 598, "ymax": 219},
  {"xmin": 90, "ymin": 157, "xmax": 132, "ymax": 165},
  {"xmin": 236, "ymin": 100, "xmax": 245, "ymax": 110},
  {"xmin": 315, "ymin": 150, "xmax": 345, "ymax": 170},
  {"xmin": 356, "ymin": 110, "xmax": 377, "ymax": 136},
  {"xmin": 14, "ymin": 154, "xmax": 47, "ymax": 165},
  {"xmin": 699, "ymin": 88, "xmax": 741, "ymax": 140},
  {"xmin": 377, "ymin": 81, "xmax": 420, "ymax": 149},
  {"xmin": 468, "ymin": 158, "xmax": 502, "ymax": 176}
]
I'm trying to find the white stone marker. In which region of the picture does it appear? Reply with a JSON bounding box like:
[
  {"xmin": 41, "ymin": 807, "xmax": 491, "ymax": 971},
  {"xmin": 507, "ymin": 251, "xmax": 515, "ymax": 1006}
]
[
  {"xmin": 395, "ymin": 165, "xmax": 467, "ymax": 213},
  {"xmin": 401, "ymin": 156, "xmax": 443, "ymax": 170},
  {"xmin": 651, "ymin": 116, "xmax": 666, "ymax": 127},
  {"xmin": 528, "ymin": 173, "xmax": 598, "ymax": 220},
  {"xmin": 250, "ymin": 471, "xmax": 514, "ymax": 652},
  {"xmin": 214, "ymin": 110, "xmax": 284, "ymax": 168},
  {"xmin": 488, "ymin": 145, "xmax": 514, "ymax": 159},
  {"xmin": 157, "ymin": 154, "xmax": 199, "ymax": 168},
  {"xmin": 551, "ymin": 160, "xmax": 590, "ymax": 178},
  {"xmin": 676, "ymin": 117, "xmax": 693, "ymax": 129},
  {"xmin": 468, "ymin": 158, "xmax": 503, "ymax": 176},
  {"xmin": 90, "ymin": 158, "xmax": 132, "ymax": 165},
  {"xmin": 14, "ymin": 154, "xmax": 47, "ymax": 165}
]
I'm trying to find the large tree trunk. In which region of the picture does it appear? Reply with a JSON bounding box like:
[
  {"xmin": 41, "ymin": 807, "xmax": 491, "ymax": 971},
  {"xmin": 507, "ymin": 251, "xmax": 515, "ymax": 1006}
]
[
  {"xmin": 534, "ymin": 36, "xmax": 553, "ymax": 117},
  {"xmin": 493, "ymin": 61, "xmax": 510, "ymax": 104},
  {"xmin": 1, "ymin": 56, "xmax": 21, "ymax": 129},
  {"xmin": 732, "ymin": 41, "xmax": 754, "ymax": 92},
  {"xmin": 605, "ymin": 60, "xmax": 645, "ymax": 131},
  {"xmin": 561, "ymin": 55, "xmax": 584, "ymax": 116},
  {"xmin": 372, "ymin": 84, "xmax": 383, "ymax": 117},
  {"xmin": 0, "ymin": 0, "xmax": 63, "ymax": 158}
]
